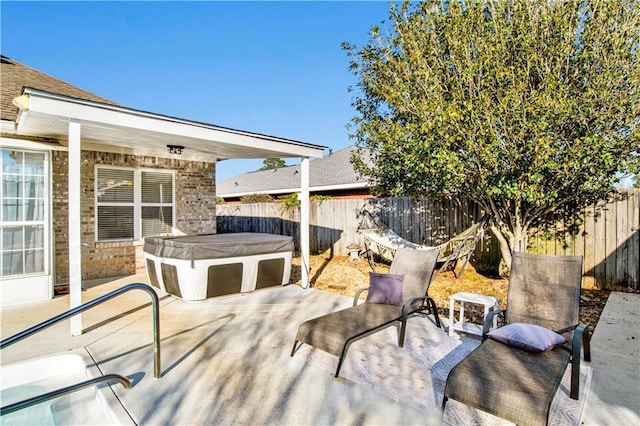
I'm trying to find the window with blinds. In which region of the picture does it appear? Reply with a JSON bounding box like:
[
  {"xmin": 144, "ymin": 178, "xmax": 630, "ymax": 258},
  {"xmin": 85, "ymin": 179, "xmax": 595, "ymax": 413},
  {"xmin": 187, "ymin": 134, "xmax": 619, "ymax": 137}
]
[
  {"xmin": 96, "ymin": 167, "xmax": 174, "ymax": 241},
  {"xmin": 141, "ymin": 171, "xmax": 173, "ymax": 237}
]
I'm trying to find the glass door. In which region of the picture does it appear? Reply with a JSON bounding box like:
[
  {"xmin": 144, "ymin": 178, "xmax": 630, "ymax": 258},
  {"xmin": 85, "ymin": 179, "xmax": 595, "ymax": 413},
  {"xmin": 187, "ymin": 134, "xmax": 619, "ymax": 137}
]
[{"xmin": 0, "ymin": 148, "xmax": 51, "ymax": 305}]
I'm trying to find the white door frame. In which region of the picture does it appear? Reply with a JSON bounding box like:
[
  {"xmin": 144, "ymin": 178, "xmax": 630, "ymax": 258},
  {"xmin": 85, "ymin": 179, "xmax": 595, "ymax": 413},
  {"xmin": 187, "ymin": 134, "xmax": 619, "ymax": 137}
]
[{"xmin": 0, "ymin": 139, "xmax": 54, "ymax": 307}]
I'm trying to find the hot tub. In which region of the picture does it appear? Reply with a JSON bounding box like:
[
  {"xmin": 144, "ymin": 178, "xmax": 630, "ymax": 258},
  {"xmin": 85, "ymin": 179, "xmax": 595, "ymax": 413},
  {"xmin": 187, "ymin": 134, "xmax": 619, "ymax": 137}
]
[{"xmin": 143, "ymin": 233, "xmax": 294, "ymax": 301}]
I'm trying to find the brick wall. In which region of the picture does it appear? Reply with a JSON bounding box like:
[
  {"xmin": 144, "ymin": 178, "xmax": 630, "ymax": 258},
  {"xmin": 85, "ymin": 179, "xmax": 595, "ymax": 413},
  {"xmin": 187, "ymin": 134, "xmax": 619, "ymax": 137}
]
[{"xmin": 52, "ymin": 150, "xmax": 216, "ymax": 286}]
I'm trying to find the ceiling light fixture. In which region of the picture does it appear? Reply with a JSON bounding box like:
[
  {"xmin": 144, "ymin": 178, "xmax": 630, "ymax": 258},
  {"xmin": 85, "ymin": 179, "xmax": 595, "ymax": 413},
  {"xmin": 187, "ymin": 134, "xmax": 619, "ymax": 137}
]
[{"xmin": 167, "ymin": 145, "xmax": 184, "ymax": 155}]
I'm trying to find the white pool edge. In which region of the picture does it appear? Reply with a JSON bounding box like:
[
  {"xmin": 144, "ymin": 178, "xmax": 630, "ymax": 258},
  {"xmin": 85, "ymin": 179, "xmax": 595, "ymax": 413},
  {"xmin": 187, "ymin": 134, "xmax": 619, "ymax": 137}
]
[{"xmin": 0, "ymin": 348, "xmax": 136, "ymax": 425}]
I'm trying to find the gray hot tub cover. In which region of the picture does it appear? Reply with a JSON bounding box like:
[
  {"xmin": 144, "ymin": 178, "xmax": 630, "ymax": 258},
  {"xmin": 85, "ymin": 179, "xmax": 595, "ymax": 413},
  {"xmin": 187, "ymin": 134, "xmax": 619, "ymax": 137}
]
[{"xmin": 144, "ymin": 233, "xmax": 294, "ymax": 261}]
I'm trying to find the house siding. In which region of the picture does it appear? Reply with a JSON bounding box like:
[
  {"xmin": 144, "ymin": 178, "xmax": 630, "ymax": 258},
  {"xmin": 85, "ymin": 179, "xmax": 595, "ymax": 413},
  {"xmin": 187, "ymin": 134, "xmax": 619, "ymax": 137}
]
[{"xmin": 52, "ymin": 150, "xmax": 216, "ymax": 286}]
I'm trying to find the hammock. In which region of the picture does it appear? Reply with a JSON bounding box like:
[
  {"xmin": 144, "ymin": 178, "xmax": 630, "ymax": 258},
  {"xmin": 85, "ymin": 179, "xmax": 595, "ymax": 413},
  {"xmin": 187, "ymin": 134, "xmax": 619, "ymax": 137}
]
[{"xmin": 358, "ymin": 216, "xmax": 488, "ymax": 279}]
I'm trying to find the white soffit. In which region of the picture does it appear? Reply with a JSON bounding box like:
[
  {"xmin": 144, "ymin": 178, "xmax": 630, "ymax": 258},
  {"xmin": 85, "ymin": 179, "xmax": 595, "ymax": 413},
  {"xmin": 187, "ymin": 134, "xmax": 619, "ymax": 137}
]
[{"xmin": 13, "ymin": 89, "xmax": 326, "ymax": 161}]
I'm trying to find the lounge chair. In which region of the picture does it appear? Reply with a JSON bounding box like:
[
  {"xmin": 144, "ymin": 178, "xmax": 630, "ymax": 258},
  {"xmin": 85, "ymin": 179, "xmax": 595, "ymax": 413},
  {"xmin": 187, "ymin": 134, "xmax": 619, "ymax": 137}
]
[
  {"xmin": 291, "ymin": 248, "xmax": 440, "ymax": 377},
  {"xmin": 442, "ymin": 252, "xmax": 591, "ymax": 426}
]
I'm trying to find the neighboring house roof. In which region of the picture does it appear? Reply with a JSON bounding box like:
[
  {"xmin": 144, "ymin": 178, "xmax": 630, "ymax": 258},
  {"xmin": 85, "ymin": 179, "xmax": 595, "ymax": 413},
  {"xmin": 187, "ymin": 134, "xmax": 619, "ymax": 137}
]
[
  {"xmin": 1, "ymin": 55, "xmax": 118, "ymax": 122},
  {"xmin": 217, "ymin": 145, "xmax": 372, "ymax": 198}
]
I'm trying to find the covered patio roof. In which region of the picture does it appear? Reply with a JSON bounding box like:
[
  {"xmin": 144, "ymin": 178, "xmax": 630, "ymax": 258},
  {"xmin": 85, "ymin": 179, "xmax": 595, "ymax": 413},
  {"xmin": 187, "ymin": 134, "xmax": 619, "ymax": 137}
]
[
  {"xmin": 11, "ymin": 88, "xmax": 326, "ymax": 162},
  {"xmin": 8, "ymin": 87, "xmax": 325, "ymax": 335}
]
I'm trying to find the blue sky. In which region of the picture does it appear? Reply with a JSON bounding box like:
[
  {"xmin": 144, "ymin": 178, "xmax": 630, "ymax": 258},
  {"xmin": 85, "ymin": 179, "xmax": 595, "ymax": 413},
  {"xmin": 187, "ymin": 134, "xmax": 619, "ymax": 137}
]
[{"xmin": 0, "ymin": 1, "xmax": 392, "ymax": 182}]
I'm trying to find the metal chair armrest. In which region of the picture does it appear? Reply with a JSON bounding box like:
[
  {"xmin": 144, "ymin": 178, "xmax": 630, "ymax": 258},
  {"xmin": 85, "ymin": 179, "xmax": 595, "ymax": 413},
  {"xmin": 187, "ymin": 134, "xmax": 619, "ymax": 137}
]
[
  {"xmin": 482, "ymin": 309, "xmax": 505, "ymax": 339},
  {"xmin": 353, "ymin": 287, "xmax": 369, "ymax": 306},
  {"xmin": 402, "ymin": 296, "xmax": 427, "ymax": 318},
  {"xmin": 570, "ymin": 322, "xmax": 590, "ymax": 399}
]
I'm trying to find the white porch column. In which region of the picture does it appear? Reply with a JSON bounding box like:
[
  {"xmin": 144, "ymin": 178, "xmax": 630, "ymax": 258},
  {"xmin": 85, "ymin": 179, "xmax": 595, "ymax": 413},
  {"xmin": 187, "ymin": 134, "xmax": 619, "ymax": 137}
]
[
  {"xmin": 68, "ymin": 119, "xmax": 83, "ymax": 335},
  {"xmin": 299, "ymin": 157, "xmax": 310, "ymax": 288}
]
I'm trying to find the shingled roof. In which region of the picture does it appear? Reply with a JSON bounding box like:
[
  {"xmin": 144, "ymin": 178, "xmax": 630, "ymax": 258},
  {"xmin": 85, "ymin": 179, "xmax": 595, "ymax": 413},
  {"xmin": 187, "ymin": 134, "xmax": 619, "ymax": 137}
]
[
  {"xmin": 0, "ymin": 55, "xmax": 118, "ymax": 122},
  {"xmin": 217, "ymin": 145, "xmax": 372, "ymax": 197}
]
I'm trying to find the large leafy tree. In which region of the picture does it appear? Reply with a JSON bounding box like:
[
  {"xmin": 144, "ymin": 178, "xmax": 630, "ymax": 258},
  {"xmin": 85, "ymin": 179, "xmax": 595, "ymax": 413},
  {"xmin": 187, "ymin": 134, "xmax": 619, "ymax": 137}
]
[{"xmin": 345, "ymin": 0, "xmax": 639, "ymax": 266}]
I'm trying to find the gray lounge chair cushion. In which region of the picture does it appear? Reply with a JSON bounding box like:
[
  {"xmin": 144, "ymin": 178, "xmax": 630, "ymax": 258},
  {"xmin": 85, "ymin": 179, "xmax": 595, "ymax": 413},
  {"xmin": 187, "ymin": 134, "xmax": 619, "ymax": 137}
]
[
  {"xmin": 295, "ymin": 303, "xmax": 403, "ymax": 357},
  {"xmin": 365, "ymin": 272, "xmax": 404, "ymax": 306},
  {"xmin": 445, "ymin": 338, "xmax": 571, "ymax": 426},
  {"xmin": 488, "ymin": 323, "xmax": 566, "ymax": 352}
]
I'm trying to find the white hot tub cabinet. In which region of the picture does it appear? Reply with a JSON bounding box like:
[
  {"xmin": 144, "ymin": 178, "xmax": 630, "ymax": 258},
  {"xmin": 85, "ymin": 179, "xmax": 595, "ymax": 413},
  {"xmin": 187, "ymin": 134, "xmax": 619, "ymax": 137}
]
[{"xmin": 143, "ymin": 233, "xmax": 294, "ymax": 301}]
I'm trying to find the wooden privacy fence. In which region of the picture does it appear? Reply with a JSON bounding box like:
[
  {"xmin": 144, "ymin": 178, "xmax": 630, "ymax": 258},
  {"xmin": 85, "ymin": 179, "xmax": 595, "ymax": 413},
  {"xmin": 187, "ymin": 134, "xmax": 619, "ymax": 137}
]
[
  {"xmin": 216, "ymin": 188, "xmax": 639, "ymax": 290},
  {"xmin": 532, "ymin": 188, "xmax": 638, "ymax": 289}
]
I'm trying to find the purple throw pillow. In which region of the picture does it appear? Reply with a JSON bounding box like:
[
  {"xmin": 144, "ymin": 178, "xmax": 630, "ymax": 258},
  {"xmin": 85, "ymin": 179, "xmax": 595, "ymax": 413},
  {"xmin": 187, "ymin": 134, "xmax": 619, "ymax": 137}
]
[
  {"xmin": 365, "ymin": 272, "xmax": 404, "ymax": 306},
  {"xmin": 488, "ymin": 323, "xmax": 567, "ymax": 352}
]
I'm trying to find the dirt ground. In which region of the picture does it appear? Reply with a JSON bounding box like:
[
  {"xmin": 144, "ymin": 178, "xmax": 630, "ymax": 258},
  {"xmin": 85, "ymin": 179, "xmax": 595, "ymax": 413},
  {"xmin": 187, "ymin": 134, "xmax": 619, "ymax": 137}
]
[{"xmin": 291, "ymin": 251, "xmax": 616, "ymax": 335}]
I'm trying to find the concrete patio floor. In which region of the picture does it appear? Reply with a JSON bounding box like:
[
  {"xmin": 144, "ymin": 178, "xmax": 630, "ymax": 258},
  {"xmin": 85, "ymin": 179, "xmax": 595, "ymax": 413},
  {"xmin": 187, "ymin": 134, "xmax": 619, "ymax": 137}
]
[{"xmin": 1, "ymin": 274, "xmax": 639, "ymax": 425}]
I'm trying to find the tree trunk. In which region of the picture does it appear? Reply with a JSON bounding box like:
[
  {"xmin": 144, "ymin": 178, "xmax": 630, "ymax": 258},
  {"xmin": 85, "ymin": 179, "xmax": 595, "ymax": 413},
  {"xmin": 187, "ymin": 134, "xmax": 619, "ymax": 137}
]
[
  {"xmin": 490, "ymin": 222, "xmax": 530, "ymax": 274},
  {"xmin": 490, "ymin": 224, "xmax": 512, "ymax": 269},
  {"xmin": 510, "ymin": 229, "xmax": 528, "ymax": 255}
]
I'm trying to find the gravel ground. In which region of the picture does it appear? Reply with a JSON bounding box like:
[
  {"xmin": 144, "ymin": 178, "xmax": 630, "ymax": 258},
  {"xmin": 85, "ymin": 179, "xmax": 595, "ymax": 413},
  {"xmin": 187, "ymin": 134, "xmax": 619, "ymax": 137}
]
[{"xmin": 291, "ymin": 252, "xmax": 625, "ymax": 335}]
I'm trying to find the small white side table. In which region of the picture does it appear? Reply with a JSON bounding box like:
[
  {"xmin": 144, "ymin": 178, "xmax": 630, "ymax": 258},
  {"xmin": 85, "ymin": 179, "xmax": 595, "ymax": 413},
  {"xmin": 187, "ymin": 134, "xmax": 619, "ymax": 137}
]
[{"xmin": 448, "ymin": 292, "xmax": 499, "ymax": 337}]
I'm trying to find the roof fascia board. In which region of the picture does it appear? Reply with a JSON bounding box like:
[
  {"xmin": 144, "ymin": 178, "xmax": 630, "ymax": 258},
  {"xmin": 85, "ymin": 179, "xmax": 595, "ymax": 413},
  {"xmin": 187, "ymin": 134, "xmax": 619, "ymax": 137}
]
[
  {"xmin": 0, "ymin": 136, "xmax": 67, "ymax": 151},
  {"xmin": 219, "ymin": 182, "xmax": 369, "ymax": 198},
  {"xmin": 308, "ymin": 182, "xmax": 370, "ymax": 192},
  {"xmin": 19, "ymin": 89, "xmax": 326, "ymax": 159}
]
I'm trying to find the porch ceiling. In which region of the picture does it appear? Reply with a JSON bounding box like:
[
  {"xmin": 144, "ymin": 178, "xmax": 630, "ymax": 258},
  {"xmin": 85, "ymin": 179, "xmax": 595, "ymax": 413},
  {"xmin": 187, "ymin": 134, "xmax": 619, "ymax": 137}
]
[{"xmin": 11, "ymin": 88, "xmax": 326, "ymax": 162}]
